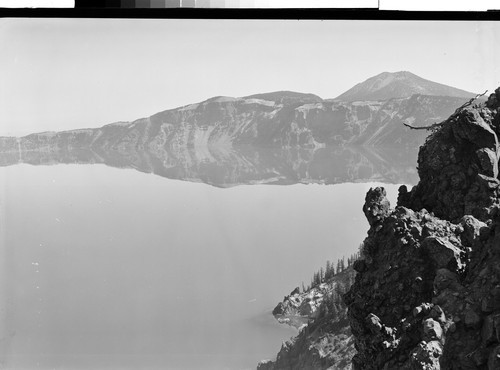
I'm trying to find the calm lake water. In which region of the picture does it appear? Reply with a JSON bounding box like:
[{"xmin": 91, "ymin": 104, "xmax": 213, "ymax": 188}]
[{"xmin": 0, "ymin": 161, "xmax": 404, "ymax": 370}]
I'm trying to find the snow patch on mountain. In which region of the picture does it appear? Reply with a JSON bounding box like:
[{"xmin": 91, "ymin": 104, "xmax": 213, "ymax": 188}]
[
  {"xmin": 242, "ymin": 98, "xmax": 276, "ymax": 107},
  {"xmin": 179, "ymin": 103, "xmax": 200, "ymax": 111}
]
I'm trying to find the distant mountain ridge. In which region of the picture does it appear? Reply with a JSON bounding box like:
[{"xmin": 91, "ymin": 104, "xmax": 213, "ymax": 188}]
[
  {"xmin": 243, "ymin": 91, "xmax": 324, "ymax": 105},
  {"xmin": 334, "ymin": 71, "xmax": 476, "ymax": 102},
  {"xmin": 0, "ymin": 72, "xmax": 476, "ymax": 166}
]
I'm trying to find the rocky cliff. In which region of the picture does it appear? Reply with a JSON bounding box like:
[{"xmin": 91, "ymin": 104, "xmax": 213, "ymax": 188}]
[
  {"xmin": 273, "ymin": 268, "xmax": 356, "ymax": 330},
  {"xmin": 258, "ymin": 268, "xmax": 356, "ymax": 370},
  {"xmin": 344, "ymin": 88, "xmax": 500, "ymax": 369},
  {"xmin": 0, "ymin": 90, "xmax": 470, "ymax": 155}
]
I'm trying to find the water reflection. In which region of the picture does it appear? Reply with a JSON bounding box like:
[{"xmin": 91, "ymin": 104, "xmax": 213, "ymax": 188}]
[
  {"xmin": 0, "ymin": 164, "xmax": 405, "ymax": 369},
  {"xmin": 0, "ymin": 144, "xmax": 418, "ymax": 187},
  {"xmin": 0, "ymin": 141, "xmax": 418, "ymax": 369}
]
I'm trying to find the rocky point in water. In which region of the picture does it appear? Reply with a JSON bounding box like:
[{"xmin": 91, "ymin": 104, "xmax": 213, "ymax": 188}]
[
  {"xmin": 258, "ymin": 268, "xmax": 356, "ymax": 370},
  {"xmin": 259, "ymin": 88, "xmax": 500, "ymax": 369},
  {"xmin": 344, "ymin": 87, "xmax": 500, "ymax": 369}
]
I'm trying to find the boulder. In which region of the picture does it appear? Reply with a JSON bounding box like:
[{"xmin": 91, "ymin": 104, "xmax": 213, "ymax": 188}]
[
  {"xmin": 409, "ymin": 340, "xmax": 442, "ymax": 370},
  {"xmin": 476, "ymin": 148, "xmax": 499, "ymax": 178},
  {"xmin": 423, "ymin": 318, "xmax": 443, "ymax": 341},
  {"xmin": 464, "ymin": 308, "xmax": 482, "ymax": 329},
  {"xmin": 365, "ymin": 313, "xmax": 383, "ymax": 334},
  {"xmin": 451, "ymin": 108, "xmax": 498, "ymax": 149},
  {"xmin": 433, "ymin": 269, "xmax": 460, "ymax": 292},
  {"xmin": 421, "ymin": 237, "xmax": 464, "ymax": 270},
  {"xmin": 363, "ymin": 187, "xmax": 390, "ymax": 227}
]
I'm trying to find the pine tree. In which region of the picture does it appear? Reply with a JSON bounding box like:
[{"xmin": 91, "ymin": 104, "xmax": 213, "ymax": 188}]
[
  {"xmin": 359, "ymin": 242, "xmax": 366, "ymax": 257},
  {"xmin": 325, "ymin": 260, "xmax": 332, "ymax": 280},
  {"xmin": 340, "ymin": 257, "xmax": 345, "ymax": 272},
  {"xmin": 330, "ymin": 301, "xmax": 339, "ymax": 317},
  {"xmin": 322, "ymin": 302, "xmax": 330, "ymax": 318},
  {"xmin": 313, "ymin": 272, "xmax": 321, "ymax": 287}
]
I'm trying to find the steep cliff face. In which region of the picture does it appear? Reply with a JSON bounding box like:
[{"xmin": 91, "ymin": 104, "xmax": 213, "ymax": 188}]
[
  {"xmin": 131, "ymin": 93, "xmax": 473, "ymax": 149},
  {"xmin": 355, "ymin": 94, "xmax": 472, "ymax": 147},
  {"xmin": 0, "ymin": 93, "xmax": 468, "ymax": 155},
  {"xmin": 344, "ymin": 88, "xmax": 500, "ymax": 369}
]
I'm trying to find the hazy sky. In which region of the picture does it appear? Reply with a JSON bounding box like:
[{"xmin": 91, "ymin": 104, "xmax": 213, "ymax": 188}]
[{"xmin": 1, "ymin": 19, "xmax": 499, "ymax": 136}]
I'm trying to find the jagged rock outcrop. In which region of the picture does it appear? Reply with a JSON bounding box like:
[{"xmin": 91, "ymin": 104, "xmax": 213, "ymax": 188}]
[
  {"xmin": 398, "ymin": 91, "xmax": 500, "ymax": 222},
  {"xmin": 344, "ymin": 88, "xmax": 500, "ymax": 369}
]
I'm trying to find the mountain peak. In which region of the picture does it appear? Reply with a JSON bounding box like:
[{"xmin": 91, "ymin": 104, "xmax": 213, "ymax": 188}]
[{"xmin": 335, "ymin": 71, "xmax": 476, "ymax": 102}]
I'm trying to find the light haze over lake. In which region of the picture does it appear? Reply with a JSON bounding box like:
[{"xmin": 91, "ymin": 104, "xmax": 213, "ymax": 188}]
[
  {"xmin": 0, "ymin": 161, "xmax": 403, "ymax": 369},
  {"xmin": 0, "ymin": 16, "xmax": 495, "ymax": 370}
]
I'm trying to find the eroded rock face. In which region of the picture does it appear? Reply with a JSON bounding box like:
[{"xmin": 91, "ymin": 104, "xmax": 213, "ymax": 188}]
[
  {"xmin": 345, "ymin": 89, "xmax": 500, "ymax": 369},
  {"xmin": 363, "ymin": 187, "xmax": 391, "ymax": 227},
  {"xmin": 398, "ymin": 88, "xmax": 500, "ymax": 222}
]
